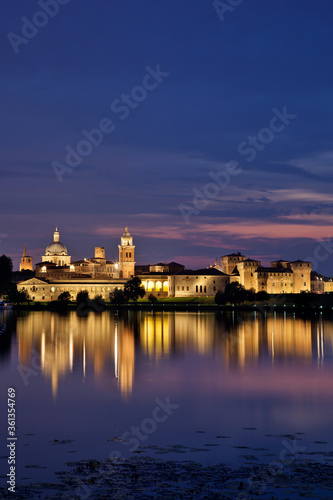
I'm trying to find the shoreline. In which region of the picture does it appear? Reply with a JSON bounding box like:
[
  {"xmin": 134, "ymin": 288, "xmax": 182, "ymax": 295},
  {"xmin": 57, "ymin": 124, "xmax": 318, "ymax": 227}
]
[{"xmin": 7, "ymin": 300, "xmax": 333, "ymax": 314}]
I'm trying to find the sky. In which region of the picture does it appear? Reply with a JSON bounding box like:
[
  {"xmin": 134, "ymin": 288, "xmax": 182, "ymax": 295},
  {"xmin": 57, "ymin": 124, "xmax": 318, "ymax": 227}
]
[{"xmin": 1, "ymin": 0, "xmax": 333, "ymax": 273}]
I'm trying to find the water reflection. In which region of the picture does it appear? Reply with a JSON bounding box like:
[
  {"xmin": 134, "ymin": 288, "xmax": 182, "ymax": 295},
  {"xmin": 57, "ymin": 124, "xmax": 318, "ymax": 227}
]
[{"xmin": 12, "ymin": 310, "xmax": 333, "ymax": 399}]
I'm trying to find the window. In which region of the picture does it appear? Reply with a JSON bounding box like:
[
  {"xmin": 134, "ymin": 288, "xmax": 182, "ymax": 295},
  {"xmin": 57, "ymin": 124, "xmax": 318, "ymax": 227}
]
[
  {"xmin": 200, "ymin": 285, "xmax": 202, "ymax": 293},
  {"xmin": 196, "ymin": 285, "xmax": 198, "ymax": 293},
  {"xmin": 182, "ymin": 286, "xmax": 184, "ymax": 291},
  {"xmin": 187, "ymin": 286, "xmax": 189, "ymax": 291},
  {"xmin": 204, "ymin": 286, "xmax": 206, "ymax": 293},
  {"xmin": 177, "ymin": 286, "xmax": 180, "ymax": 291},
  {"xmin": 304, "ymin": 282, "xmax": 307, "ymax": 286},
  {"xmin": 129, "ymin": 252, "xmax": 131, "ymax": 258},
  {"xmin": 213, "ymin": 286, "xmax": 216, "ymax": 291}
]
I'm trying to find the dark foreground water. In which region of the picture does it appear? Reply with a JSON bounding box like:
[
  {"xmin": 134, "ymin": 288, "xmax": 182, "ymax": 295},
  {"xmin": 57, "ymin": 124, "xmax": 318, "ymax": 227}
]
[{"xmin": 0, "ymin": 309, "xmax": 333, "ymax": 492}]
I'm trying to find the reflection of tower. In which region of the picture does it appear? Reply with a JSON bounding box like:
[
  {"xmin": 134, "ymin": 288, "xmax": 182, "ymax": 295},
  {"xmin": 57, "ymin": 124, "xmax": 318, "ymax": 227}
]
[
  {"xmin": 118, "ymin": 328, "xmax": 135, "ymax": 398},
  {"xmin": 118, "ymin": 226, "xmax": 135, "ymax": 279},
  {"xmin": 20, "ymin": 244, "xmax": 33, "ymax": 271}
]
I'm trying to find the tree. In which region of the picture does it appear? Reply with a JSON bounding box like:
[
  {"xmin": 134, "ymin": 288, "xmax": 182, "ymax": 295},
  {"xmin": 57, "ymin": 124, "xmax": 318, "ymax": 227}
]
[
  {"xmin": 215, "ymin": 282, "xmax": 255, "ymax": 305},
  {"xmin": 214, "ymin": 290, "xmax": 226, "ymax": 305},
  {"xmin": 0, "ymin": 255, "xmax": 13, "ymax": 294},
  {"xmin": 7, "ymin": 284, "xmax": 31, "ymax": 306},
  {"xmin": 76, "ymin": 290, "xmax": 89, "ymax": 304},
  {"xmin": 110, "ymin": 288, "xmax": 126, "ymax": 305},
  {"xmin": 256, "ymin": 291, "xmax": 269, "ymax": 302},
  {"xmin": 148, "ymin": 293, "xmax": 158, "ymax": 304},
  {"xmin": 58, "ymin": 291, "xmax": 71, "ymax": 302},
  {"xmin": 123, "ymin": 277, "xmax": 145, "ymax": 303},
  {"xmin": 91, "ymin": 294, "xmax": 106, "ymax": 310}
]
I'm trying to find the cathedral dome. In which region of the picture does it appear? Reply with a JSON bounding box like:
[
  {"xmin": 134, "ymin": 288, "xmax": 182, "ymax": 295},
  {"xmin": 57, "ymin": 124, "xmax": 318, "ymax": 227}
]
[
  {"xmin": 45, "ymin": 241, "xmax": 68, "ymax": 256},
  {"xmin": 45, "ymin": 227, "xmax": 68, "ymax": 255}
]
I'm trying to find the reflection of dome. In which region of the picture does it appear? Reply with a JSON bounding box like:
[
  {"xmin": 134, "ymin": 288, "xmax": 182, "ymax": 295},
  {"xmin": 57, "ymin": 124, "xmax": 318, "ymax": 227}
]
[{"xmin": 45, "ymin": 242, "xmax": 68, "ymax": 255}]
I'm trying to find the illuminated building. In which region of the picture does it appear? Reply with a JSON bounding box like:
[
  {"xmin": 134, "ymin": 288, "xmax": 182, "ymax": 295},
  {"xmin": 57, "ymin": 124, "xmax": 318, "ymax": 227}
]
[
  {"xmin": 221, "ymin": 253, "xmax": 312, "ymax": 294},
  {"xmin": 19, "ymin": 243, "xmax": 33, "ymax": 271}
]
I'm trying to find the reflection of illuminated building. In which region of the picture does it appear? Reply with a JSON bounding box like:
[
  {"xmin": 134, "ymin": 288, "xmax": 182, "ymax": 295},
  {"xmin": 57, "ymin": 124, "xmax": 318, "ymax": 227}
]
[
  {"xmin": 15, "ymin": 311, "xmax": 333, "ymax": 398},
  {"xmin": 266, "ymin": 316, "xmax": 312, "ymax": 360},
  {"xmin": 16, "ymin": 311, "xmax": 135, "ymax": 399},
  {"xmin": 118, "ymin": 328, "xmax": 135, "ymax": 398},
  {"xmin": 221, "ymin": 316, "xmax": 260, "ymax": 369},
  {"xmin": 140, "ymin": 313, "xmax": 173, "ymax": 358}
]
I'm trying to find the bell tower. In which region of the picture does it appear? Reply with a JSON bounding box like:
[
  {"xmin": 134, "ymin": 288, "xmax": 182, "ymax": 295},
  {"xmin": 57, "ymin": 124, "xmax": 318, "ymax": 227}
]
[
  {"xmin": 20, "ymin": 244, "xmax": 33, "ymax": 272},
  {"xmin": 118, "ymin": 226, "xmax": 135, "ymax": 279}
]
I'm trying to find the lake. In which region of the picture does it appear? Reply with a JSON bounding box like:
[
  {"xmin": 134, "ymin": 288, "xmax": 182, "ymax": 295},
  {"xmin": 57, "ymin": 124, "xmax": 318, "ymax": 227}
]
[{"xmin": 1, "ymin": 308, "xmax": 333, "ymax": 488}]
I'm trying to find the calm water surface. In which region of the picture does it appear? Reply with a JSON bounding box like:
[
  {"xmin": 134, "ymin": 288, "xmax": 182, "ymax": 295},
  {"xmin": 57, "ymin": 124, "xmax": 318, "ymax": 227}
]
[{"xmin": 1, "ymin": 309, "xmax": 333, "ymax": 485}]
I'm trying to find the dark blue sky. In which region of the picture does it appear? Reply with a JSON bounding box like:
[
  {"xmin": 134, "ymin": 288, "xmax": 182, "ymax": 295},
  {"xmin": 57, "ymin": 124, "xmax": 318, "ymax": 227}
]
[{"xmin": 1, "ymin": 0, "xmax": 333, "ymax": 273}]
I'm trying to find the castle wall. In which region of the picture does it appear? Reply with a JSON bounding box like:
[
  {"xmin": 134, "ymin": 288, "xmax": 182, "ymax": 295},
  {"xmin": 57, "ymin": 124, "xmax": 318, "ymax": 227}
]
[
  {"xmin": 289, "ymin": 262, "xmax": 311, "ymax": 293},
  {"xmin": 221, "ymin": 254, "xmax": 246, "ymax": 275},
  {"xmin": 237, "ymin": 261, "xmax": 260, "ymax": 291}
]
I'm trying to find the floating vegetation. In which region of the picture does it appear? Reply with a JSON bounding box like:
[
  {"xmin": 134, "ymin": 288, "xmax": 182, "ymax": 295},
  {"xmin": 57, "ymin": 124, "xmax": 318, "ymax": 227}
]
[
  {"xmin": 107, "ymin": 437, "xmax": 128, "ymax": 443},
  {"xmin": 50, "ymin": 439, "xmax": 75, "ymax": 445},
  {"xmin": 2, "ymin": 456, "xmax": 333, "ymax": 499},
  {"xmin": 24, "ymin": 465, "xmax": 47, "ymax": 469}
]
